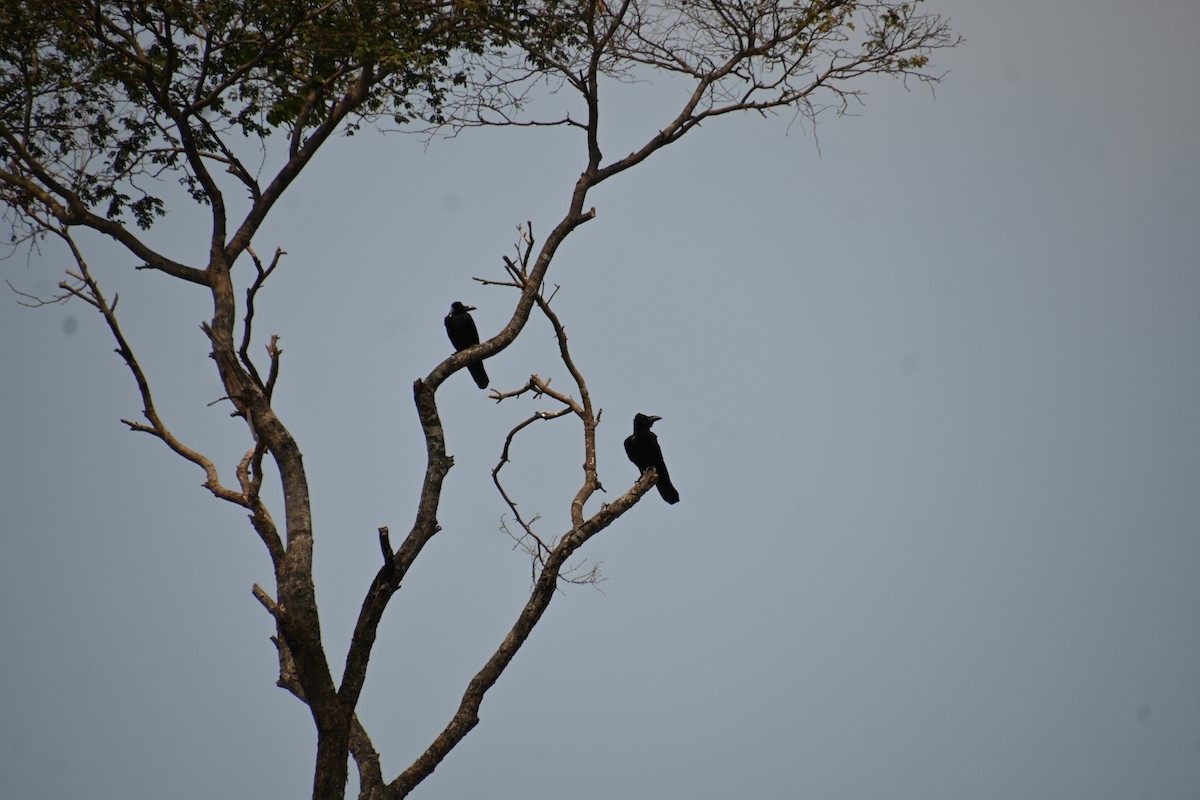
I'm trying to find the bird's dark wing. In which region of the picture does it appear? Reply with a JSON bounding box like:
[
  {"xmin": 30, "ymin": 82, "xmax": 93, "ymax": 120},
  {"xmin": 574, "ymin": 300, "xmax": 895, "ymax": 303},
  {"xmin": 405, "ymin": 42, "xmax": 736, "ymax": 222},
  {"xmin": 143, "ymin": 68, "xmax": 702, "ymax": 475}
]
[
  {"xmin": 625, "ymin": 433, "xmax": 647, "ymax": 471},
  {"xmin": 642, "ymin": 434, "xmax": 679, "ymax": 504},
  {"xmin": 444, "ymin": 311, "xmax": 480, "ymax": 352}
]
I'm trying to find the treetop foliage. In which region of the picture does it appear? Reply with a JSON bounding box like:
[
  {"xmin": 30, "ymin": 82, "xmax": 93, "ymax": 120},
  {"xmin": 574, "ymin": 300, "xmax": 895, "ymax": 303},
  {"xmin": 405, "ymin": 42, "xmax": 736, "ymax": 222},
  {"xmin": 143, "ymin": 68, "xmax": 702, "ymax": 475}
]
[
  {"xmin": 0, "ymin": 0, "xmax": 579, "ymax": 234},
  {"xmin": 1, "ymin": 0, "xmax": 955, "ymax": 243}
]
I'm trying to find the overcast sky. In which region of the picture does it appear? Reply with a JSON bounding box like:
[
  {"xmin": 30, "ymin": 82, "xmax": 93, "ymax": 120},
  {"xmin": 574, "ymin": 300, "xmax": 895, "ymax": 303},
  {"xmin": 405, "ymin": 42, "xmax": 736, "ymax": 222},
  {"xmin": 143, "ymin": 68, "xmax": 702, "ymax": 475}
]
[{"xmin": 3, "ymin": 1, "xmax": 1199, "ymax": 798}]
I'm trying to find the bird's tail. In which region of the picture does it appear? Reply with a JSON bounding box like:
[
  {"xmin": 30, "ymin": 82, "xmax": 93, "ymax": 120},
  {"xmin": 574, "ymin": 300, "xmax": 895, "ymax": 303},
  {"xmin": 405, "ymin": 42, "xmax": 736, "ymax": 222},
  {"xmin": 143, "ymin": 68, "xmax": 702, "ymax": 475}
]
[
  {"xmin": 657, "ymin": 478, "xmax": 680, "ymax": 505},
  {"xmin": 468, "ymin": 361, "xmax": 489, "ymax": 389}
]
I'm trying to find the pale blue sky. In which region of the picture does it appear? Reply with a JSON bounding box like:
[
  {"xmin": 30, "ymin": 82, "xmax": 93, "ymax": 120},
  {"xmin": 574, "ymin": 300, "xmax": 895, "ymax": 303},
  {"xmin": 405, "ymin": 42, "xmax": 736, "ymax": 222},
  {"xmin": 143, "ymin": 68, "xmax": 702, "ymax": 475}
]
[{"xmin": 3, "ymin": 1, "xmax": 1199, "ymax": 798}]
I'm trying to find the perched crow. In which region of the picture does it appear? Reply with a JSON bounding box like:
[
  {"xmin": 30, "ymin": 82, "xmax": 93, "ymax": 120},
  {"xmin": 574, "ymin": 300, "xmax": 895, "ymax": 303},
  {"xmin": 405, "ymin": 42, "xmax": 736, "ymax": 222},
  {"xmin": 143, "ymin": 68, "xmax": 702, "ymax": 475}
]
[
  {"xmin": 624, "ymin": 413, "xmax": 680, "ymax": 504},
  {"xmin": 444, "ymin": 301, "xmax": 489, "ymax": 389}
]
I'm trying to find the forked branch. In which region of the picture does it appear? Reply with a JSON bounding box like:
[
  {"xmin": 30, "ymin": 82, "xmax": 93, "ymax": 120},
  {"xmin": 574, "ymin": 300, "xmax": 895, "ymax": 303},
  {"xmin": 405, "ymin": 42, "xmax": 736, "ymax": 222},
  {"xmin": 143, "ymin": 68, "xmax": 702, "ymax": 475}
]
[
  {"xmin": 239, "ymin": 246, "xmax": 285, "ymax": 393},
  {"xmin": 383, "ymin": 471, "xmax": 657, "ymax": 799},
  {"xmin": 48, "ymin": 227, "xmax": 252, "ymax": 511}
]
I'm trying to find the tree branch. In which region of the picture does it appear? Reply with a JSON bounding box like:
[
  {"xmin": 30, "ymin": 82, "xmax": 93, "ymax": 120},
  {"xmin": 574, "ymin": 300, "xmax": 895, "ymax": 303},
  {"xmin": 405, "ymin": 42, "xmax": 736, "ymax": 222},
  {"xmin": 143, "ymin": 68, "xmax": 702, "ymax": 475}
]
[
  {"xmin": 239, "ymin": 246, "xmax": 285, "ymax": 390},
  {"xmin": 48, "ymin": 229, "xmax": 249, "ymax": 508},
  {"xmin": 384, "ymin": 471, "xmax": 657, "ymax": 798}
]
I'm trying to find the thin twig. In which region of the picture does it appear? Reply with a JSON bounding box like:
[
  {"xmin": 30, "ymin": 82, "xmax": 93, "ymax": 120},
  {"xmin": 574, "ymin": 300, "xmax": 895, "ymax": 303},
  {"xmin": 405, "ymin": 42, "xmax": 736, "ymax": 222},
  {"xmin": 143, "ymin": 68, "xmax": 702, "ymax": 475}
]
[
  {"xmin": 240, "ymin": 246, "xmax": 285, "ymax": 389},
  {"xmin": 51, "ymin": 226, "xmax": 251, "ymax": 510}
]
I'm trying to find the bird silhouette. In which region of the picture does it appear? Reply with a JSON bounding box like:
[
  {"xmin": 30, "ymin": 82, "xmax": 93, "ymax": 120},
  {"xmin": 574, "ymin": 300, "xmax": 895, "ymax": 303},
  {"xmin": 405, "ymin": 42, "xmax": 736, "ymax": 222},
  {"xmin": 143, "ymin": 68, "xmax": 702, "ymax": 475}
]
[
  {"xmin": 444, "ymin": 301, "xmax": 489, "ymax": 389},
  {"xmin": 624, "ymin": 413, "xmax": 679, "ymax": 504}
]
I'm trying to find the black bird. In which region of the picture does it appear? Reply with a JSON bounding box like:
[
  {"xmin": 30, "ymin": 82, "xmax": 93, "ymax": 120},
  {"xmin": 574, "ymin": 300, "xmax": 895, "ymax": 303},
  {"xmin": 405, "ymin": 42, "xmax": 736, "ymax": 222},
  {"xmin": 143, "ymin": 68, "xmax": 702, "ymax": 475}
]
[
  {"xmin": 444, "ymin": 301, "xmax": 489, "ymax": 389},
  {"xmin": 624, "ymin": 413, "xmax": 680, "ymax": 504}
]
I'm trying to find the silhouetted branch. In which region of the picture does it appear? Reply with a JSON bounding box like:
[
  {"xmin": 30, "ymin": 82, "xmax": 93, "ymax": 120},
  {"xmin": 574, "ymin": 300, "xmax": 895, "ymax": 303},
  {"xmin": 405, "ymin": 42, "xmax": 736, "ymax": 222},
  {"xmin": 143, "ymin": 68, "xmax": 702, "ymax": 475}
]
[
  {"xmin": 263, "ymin": 335, "xmax": 282, "ymax": 403},
  {"xmin": 492, "ymin": 405, "xmax": 573, "ymax": 560},
  {"xmin": 383, "ymin": 471, "xmax": 656, "ymax": 799},
  {"xmin": 45, "ymin": 228, "xmax": 253, "ymax": 510},
  {"xmin": 5, "ymin": 279, "xmax": 70, "ymax": 307},
  {"xmin": 240, "ymin": 246, "xmax": 285, "ymax": 389}
]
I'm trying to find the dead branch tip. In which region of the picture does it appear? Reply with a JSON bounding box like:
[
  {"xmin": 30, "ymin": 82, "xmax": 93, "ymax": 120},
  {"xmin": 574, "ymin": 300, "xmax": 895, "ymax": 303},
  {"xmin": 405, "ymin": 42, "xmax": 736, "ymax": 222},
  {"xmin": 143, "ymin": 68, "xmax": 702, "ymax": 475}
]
[
  {"xmin": 378, "ymin": 527, "xmax": 392, "ymax": 563},
  {"xmin": 252, "ymin": 583, "xmax": 280, "ymax": 618}
]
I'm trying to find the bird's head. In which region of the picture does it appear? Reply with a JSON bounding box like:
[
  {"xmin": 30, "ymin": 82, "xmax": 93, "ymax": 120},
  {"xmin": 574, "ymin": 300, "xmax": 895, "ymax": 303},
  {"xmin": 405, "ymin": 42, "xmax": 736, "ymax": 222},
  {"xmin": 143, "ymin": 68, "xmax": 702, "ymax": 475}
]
[
  {"xmin": 450, "ymin": 301, "xmax": 476, "ymax": 313},
  {"xmin": 633, "ymin": 413, "xmax": 662, "ymax": 429}
]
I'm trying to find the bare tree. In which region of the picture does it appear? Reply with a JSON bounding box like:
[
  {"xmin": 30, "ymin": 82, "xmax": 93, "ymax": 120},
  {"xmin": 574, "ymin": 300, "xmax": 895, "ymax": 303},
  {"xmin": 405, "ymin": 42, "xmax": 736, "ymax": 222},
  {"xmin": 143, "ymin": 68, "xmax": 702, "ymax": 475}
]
[{"xmin": 0, "ymin": 1, "xmax": 958, "ymax": 798}]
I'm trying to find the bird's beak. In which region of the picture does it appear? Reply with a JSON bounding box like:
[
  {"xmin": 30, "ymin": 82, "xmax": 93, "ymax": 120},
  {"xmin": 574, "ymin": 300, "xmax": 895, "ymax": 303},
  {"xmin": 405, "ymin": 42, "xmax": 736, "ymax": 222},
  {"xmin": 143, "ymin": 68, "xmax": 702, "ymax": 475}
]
[
  {"xmin": 465, "ymin": 305, "xmax": 477, "ymax": 311},
  {"xmin": 649, "ymin": 415, "xmax": 662, "ymax": 422}
]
